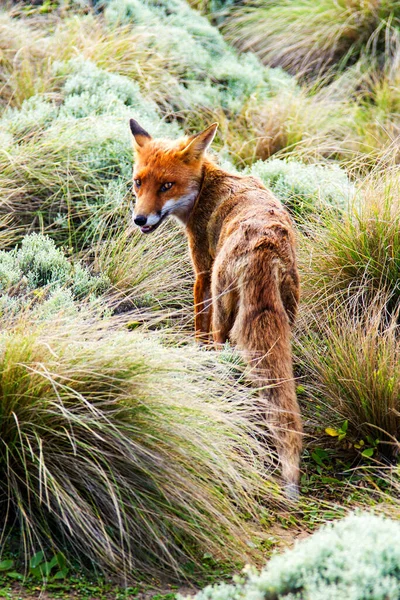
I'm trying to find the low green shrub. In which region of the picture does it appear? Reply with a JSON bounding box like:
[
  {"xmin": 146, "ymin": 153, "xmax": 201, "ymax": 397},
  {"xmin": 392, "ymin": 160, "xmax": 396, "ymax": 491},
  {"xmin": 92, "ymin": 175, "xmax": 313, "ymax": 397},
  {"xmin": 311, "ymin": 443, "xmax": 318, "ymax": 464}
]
[
  {"xmin": 187, "ymin": 513, "xmax": 400, "ymax": 599},
  {"xmin": 105, "ymin": 0, "xmax": 229, "ymax": 59},
  {"xmin": 34, "ymin": 288, "xmax": 78, "ymax": 320},
  {"xmin": 0, "ymin": 311, "xmax": 275, "ymax": 577},
  {"xmin": 104, "ymin": 0, "xmax": 278, "ymax": 118},
  {"xmin": 57, "ymin": 57, "xmax": 170, "ymax": 129},
  {"xmin": 0, "ymin": 251, "xmax": 22, "ymax": 291},
  {"xmin": 17, "ymin": 233, "xmax": 71, "ymax": 289}
]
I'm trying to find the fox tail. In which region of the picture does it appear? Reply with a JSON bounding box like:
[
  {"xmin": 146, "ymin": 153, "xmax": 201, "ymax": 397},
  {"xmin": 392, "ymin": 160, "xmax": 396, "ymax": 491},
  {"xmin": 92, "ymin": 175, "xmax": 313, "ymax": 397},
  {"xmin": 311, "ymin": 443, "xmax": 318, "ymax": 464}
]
[{"xmin": 232, "ymin": 244, "xmax": 303, "ymax": 500}]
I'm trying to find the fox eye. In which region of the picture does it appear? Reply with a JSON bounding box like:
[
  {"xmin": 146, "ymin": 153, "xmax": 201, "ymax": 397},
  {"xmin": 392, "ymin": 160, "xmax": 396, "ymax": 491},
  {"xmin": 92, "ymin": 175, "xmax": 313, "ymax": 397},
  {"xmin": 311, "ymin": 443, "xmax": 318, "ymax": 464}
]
[
  {"xmin": 134, "ymin": 178, "xmax": 141, "ymax": 188},
  {"xmin": 160, "ymin": 182, "xmax": 174, "ymax": 192}
]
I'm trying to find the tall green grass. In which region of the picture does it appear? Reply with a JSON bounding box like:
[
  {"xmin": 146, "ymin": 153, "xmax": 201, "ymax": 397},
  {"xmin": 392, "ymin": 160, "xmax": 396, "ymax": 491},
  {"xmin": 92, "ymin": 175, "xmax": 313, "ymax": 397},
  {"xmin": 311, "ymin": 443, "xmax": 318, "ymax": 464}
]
[
  {"xmin": 214, "ymin": 0, "xmax": 400, "ymax": 165},
  {"xmin": 0, "ymin": 119, "xmax": 126, "ymax": 245},
  {"xmin": 0, "ymin": 13, "xmax": 50, "ymax": 108},
  {"xmin": 295, "ymin": 170, "xmax": 400, "ymax": 461}
]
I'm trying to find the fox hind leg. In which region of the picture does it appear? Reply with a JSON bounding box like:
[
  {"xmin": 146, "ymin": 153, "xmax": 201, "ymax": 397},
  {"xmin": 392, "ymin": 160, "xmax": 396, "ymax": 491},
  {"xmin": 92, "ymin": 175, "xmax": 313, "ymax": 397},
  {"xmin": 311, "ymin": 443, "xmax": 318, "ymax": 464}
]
[
  {"xmin": 280, "ymin": 268, "xmax": 300, "ymax": 326},
  {"xmin": 211, "ymin": 258, "xmax": 237, "ymax": 347},
  {"xmin": 212, "ymin": 293, "xmax": 236, "ymax": 346}
]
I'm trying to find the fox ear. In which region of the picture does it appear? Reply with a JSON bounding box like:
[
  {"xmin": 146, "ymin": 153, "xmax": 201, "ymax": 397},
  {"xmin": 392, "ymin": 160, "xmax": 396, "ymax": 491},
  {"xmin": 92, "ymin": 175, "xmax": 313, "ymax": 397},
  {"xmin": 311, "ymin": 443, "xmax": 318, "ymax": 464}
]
[
  {"xmin": 180, "ymin": 123, "xmax": 218, "ymax": 162},
  {"xmin": 129, "ymin": 119, "xmax": 152, "ymax": 149}
]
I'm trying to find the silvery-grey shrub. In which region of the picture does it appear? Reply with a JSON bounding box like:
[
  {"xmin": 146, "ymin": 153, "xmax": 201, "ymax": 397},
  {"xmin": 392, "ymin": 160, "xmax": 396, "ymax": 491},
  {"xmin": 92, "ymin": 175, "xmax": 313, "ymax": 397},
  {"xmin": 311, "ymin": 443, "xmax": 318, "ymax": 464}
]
[
  {"xmin": 104, "ymin": 0, "xmax": 292, "ymax": 113},
  {"xmin": 249, "ymin": 159, "xmax": 354, "ymax": 217},
  {"xmin": 0, "ymin": 234, "xmax": 109, "ymax": 305},
  {"xmin": 187, "ymin": 513, "xmax": 400, "ymax": 600}
]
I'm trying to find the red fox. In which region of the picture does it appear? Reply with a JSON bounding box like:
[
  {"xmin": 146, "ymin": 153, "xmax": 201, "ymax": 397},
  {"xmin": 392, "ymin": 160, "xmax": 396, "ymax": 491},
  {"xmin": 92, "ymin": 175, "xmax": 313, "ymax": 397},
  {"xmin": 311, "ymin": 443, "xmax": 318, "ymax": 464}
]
[{"xmin": 129, "ymin": 119, "xmax": 303, "ymax": 498}]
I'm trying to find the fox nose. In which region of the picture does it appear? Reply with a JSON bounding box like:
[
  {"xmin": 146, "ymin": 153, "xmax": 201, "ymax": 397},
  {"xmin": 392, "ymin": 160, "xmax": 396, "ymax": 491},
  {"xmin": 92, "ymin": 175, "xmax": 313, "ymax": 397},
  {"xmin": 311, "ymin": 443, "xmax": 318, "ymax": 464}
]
[{"xmin": 134, "ymin": 215, "xmax": 147, "ymax": 226}]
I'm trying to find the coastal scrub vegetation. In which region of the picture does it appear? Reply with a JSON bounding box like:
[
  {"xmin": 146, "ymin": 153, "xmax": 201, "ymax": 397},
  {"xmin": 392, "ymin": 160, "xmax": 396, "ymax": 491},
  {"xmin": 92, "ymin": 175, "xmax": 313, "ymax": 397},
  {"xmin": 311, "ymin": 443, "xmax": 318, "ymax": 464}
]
[{"xmin": 0, "ymin": 0, "xmax": 399, "ymax": 596}]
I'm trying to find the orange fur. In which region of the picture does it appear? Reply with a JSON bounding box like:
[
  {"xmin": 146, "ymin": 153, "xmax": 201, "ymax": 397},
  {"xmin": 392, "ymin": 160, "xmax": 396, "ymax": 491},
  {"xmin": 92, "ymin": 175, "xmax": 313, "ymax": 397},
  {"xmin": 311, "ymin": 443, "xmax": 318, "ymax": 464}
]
[{"xmin": 130, "ymin": 119, "xmax": 303, "ymax": 498}]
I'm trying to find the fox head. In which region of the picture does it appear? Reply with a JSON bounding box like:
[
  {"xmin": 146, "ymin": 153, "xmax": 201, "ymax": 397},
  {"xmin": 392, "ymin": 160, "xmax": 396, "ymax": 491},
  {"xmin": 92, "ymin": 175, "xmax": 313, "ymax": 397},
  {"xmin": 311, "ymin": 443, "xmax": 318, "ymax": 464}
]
[{"xmin": 130, "ymin": 119, "xmax": 218, "ymax": 233}]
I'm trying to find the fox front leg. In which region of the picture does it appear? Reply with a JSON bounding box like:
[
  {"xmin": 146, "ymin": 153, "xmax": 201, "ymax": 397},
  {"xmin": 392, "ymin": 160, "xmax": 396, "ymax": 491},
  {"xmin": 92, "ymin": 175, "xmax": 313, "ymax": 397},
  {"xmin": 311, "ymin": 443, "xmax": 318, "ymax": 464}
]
[{"xmin": 193, "ymin": 274, "xmax": 212, "ymax": 343}]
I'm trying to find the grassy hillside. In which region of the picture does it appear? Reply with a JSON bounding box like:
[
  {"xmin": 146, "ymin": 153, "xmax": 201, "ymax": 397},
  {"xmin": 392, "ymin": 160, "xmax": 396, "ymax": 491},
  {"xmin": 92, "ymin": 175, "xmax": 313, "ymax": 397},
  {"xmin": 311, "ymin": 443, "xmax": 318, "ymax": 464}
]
[{"xmin": 0, "ymin": 0, "xmax": 399, "ymax": 597}]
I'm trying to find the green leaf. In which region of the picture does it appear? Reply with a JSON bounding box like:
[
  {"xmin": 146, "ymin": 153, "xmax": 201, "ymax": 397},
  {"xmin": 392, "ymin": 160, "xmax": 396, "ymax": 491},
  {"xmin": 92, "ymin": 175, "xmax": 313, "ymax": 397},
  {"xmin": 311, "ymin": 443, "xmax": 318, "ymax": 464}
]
[
  {"xmin": 29, "ymin": 566, "xmax": 43, "ymax": 579},
  {"xmin": 126, "ymin": 321, "xmax": 141, "ymax": 330},
  {"xmin": 0, "ymin": 560, "xmax": 14, "ymax": 572},
  {"xmin": 51, "ymin": 568, "xmax": 69, "ymax": 580},
  {"xmin": 311, "ymin": 450, "xmax": 326, "ymax": 467},
  {"xmin": 47, "ymin": 556, "xmax": 59, "ymax": 570},
  {"xmin": 362, "ymin": 448, "xmax": 374, "ymax": 458},
  {"xmin": 5, "ymin": 572, "xmax": 23, "ymax": 580},
  {"xmin": 55, "ymin": 554, "xmax": 66, "ymax": 571},
  {"xmin": 41, "ymin": 563, "xmax": 53, "ymax": 578},
  {"xmin": 321, "ymin": 476, "xmax": 340, "ymax": 484},
  {"xmin": 325, "ymin": 427, "xmax": 339, "ymax": 437},
  {"xmin": 30, "ymin": 551, "xmax": 44, "ymax": 569},
  {"xmin": 341, "ymin": 420, "xmax": 348, "ymax": 433}
]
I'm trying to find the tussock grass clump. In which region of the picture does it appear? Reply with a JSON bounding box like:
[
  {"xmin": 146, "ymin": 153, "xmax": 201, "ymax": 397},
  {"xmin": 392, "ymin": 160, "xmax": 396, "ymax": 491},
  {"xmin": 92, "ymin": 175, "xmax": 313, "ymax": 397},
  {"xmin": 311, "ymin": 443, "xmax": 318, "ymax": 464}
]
[
  {"xmin": 300, "ymin": 171, "xmax": 400, "ymax": 314},
  {"xmin": 96, "ymin": 223, "xmax": 193, "ymax": 318},
  {"xmin": 350, "ymin": 69, "xmax": 400, "ymax": 163},
  {"xmin": 47, "ymin": 14, "xmax": 170, "ymax": 88},
  {"xmin": 223, "ymin": 0, "xmax": 400, "ymax": 81},
  {"xmin": 187, "ymin": 513, "xmax": 400, "ymax": 599},
  {"xmin": 296, "ymin": 303, "xmax": 400, "ymax": 457},
  {"xmin": 226, "ymin": 86, "xmax": 357, "ymax": 164},
  {"xmin": 0, "ymin": 13, "xmax": 50, "ymax": 109},
  {"xmin": 0, "ymin": 311, "xmax": 275, "ymax": 577}
]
